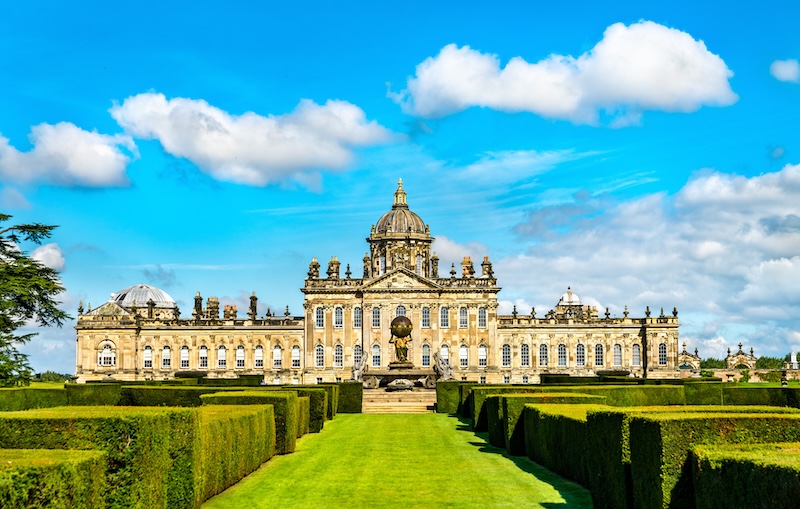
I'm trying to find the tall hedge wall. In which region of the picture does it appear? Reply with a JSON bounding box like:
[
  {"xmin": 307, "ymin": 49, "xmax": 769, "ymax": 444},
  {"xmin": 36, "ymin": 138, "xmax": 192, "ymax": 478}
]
[
  {"xmin": 336, "ymin": 382, "xmax": 363, "ymax": 413},
  {"xmin": 0, "ymin": 388, "xmax": 67, "ymax": 411},
  {"xmin": 297, "ymin": 397, "xmax": 310, "ymax": 437},
  {"xmin": 435, "ymin": 381, "xmax": 462, "ymax": 414},
  {"xmin": 683, "ymin": 381, "xmax": 723, "ymax": 405},
  {"xmin": 471, "ymin": 386, "xmax": 542, "ymax": 431},
  {"xmin": 272, "ymin": 388, "xmax": 327, "ymax": 432},
  {"xmin": 66, "ymin": 384, "xmax": 122, "ymax": 406},
  {"xmin": 629, "ymin": 412, "xmax": 800, "ymax": 509},
  {"xmin": 0, "ymin": 449, "xmax": 106, "ymax": 509}
]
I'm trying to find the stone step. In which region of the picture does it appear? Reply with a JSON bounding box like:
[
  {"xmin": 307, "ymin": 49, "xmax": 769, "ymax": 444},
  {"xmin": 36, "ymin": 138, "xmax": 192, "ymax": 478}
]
[{"xmin": 362, "ymin": 403, "xmax": 436, "ymax": 414}]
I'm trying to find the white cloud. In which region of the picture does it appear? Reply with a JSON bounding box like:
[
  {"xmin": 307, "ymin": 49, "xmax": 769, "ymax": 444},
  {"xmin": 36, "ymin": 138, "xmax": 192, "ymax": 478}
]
[
  {"xmin": 0, "ymin": 187, "xmax": 30, "ymax": 209},
  {"xmin": 31, "ymin": 243, "xmax": 65, "ymax": 272},
  {"xmin": 394, "ymin": 21, "xmax": 737, "ymax": 124},
  {"xmin": 0, "ymin": 122, "xmax": 135, "ymax": 186},
  {"xmin": 770, "ymin": 59, "xmax": 800, "ymax": 83},
  {"xmin": 110, "ymin": 93, "xmax": 395, "ymax": 186},
  {"xmin": 431, "ymin": 235, "xmax": 489, "ymax": 273}
]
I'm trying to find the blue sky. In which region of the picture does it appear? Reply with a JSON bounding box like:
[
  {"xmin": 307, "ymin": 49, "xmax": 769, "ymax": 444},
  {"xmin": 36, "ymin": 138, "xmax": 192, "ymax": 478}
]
[{"xmin": 2, "ymin": 1, "xmax": 799, "ymax": 374}]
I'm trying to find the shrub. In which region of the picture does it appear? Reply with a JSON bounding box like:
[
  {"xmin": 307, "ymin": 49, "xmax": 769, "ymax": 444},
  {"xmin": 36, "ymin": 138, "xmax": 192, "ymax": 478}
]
[
  {"xmin": 0, "ymin": 449, "xmax": 106, "ymax": 509},
  {"xmin": 435, "ymin": 381, "xmax": 462, "ymax": 414},
  {"xmin": 297, "ymin": 397, "xmax": 310, "ymax": 437},
  {"xmin": 471, "ymin": 386, "xmax": 542, "ymax": 431},
  {"xmin": 683, "ymin": 381, "xmax": 723, "ymax": 405},
  {"xmin": 336, "ymin": 382, "xmax": 363, "ymax": 413},
  {"xmin": 65, "ymin": 384, "xmax": 121, "ymax": 406},
  {"xmin": 274, "ymin": 387, "xmax": 327, "ymax": 432},
  {"xmin": 722, "ymin": 386, "xmax": 789, "ymax": 406},
  {"xmin": 120, "ymin": 386, "xmax": 231, "ymax": 407},
  {"xmin": 294, "ymin": 384, "xmax": 338, "ymax": 419},
  {"xmin": 0, "ymin": 388, "xmax": 67, "ymax": 411},
  {"xmin": 197, "ymin": 375, "xmax": 262, "ymax": 387}
]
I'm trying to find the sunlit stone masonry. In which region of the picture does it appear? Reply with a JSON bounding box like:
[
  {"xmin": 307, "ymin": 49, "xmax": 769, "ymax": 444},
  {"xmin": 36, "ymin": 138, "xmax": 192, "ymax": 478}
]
[{"xmin": 75, "ymin": 179, "xmax": 680, "ymax": 383}]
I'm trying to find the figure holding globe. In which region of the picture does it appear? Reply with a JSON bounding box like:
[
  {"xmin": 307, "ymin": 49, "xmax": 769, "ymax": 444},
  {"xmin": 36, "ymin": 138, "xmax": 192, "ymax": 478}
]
[{"xmin": 389, "ymin": 315, "xmax": 413, "ymax": 365}]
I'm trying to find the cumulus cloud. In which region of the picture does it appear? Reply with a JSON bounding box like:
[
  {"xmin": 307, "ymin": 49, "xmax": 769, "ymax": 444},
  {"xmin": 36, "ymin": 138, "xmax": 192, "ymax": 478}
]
[
  {"xmin": 393, "ymin": 21, "xmax": 737, "ymax": 124},
  {"xmin": 431, "ymin": 235, "xmax": 489, "ymax": 274},
  {"xmin": 0, "ymin": 122, "xmax": 135, "ymax": 186},
  {"xmin": 0, "ymin": 187, "xmax": 30, "ymax": 209},
  {"xmin": 770, "ymin": 59, "xmax": 800, "ymax": 83},
  {"xmin": 110, "ymin": 93, "xmax": 395, "ymax": 186},
  {"xmin": 31, "ymin": 243, "xmax": 65, "ymax": 272}
]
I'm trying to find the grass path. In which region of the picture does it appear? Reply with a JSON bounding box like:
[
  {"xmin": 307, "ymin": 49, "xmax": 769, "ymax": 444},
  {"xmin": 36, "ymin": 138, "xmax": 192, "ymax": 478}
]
[{"xmin": 202, "ymin": 413, "xmax": 592, "ymax": 509}]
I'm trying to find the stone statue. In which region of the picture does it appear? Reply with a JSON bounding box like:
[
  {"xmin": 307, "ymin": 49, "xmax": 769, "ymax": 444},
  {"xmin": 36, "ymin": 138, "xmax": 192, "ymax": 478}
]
[
  {"xmin": 389, "ymin": 335, "xmax": 411, "ymax": 363},
  {"xmin": 433, "ymin": 351, "xmax": 454, "ymax": 381},
  {"xmin": 389, "ymin": 315, "xmax": 413, "ymax": 366},
  {"xmin": 352, "ymin": 349, "xmax": 368, "ymax": 382}
]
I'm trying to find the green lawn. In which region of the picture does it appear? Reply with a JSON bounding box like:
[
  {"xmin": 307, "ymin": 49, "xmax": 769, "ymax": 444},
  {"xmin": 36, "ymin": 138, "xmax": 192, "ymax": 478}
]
[{"xmin": 203, "ymin": 413, "xmax": 592, "ymax": 509}]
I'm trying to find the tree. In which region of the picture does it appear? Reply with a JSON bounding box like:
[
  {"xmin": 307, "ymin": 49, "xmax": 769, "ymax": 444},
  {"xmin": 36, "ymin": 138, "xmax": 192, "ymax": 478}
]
[
  {"xmin": 700, "ymin": 357, "xmax": 726, "ymax": 369},
  {"xmin": 0, "ymin": 213, "xmax": 70, "ymax": 386},
  {"xmin": 756, "ymin": 356, "xmax": 785, "ymax": 369}
]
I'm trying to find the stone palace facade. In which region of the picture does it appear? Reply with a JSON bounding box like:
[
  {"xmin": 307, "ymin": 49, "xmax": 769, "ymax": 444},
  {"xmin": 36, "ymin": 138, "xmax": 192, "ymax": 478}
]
[{"xmin": 75, "ymin": 180, "xmax": 680, "ymax": 384}]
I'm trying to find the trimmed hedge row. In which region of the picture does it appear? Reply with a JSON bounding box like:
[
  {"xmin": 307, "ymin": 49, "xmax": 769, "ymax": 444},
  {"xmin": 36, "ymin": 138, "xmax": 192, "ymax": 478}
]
[
  {"xmin": 336, "ymin": 382, "xmax": 363, "ymax": 413},
  {"xmin": 201, "ymin": 391, "xmax": 298, "ymax": 454},
  {"xmin": 0, "ymin": 388, "xmax": 68, "ymax": 411},
  {"xmin": 471, "ymin": 386, "xmax": 542, "ymax": 431},
  {"xmin": 435, "ymin": 380, "xmax": 462, "ymax": 414},
  {"xmin": 629, "ymin": 412, "xmax": 800, "ymax": 509},
  {"xmin": 722, "ymin": 386, "xmax": 800, "ymax": 407},
  {"xmin": 692, "ymin": 442, "xmax": 800, "ymax": 509},
  {"xmin": 0, "ymin": 449, "xmax": 106, "ymax": 509},
  {"xmin": 297, "ymin": 397, "xmax": 310, "ymax": 437},
  {"xmin": 66, "ymin": 384, "xmax": 122, "ymax": 406}
]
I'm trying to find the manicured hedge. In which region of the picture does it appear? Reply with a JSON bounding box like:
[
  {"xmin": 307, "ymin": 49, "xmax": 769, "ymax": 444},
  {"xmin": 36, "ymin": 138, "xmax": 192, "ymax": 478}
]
[
  {"xmin": 0, "ymin": 388, "xmax": 67, "ymax": 411},
  {"xmin": 722, "ymin": 386, "xmax": 800, "ymax": 407},
  {"xmin": 628, "ymin": 412, "xmax": 800, "ymax": 509},
  {"xmin": 198, "ymin": 375, "xmax": 263, "ymax": 386},
  {"xmin": 692, "ymin": 442, "xmax": 800, "ymax": 509},
  {"xmin": 297, "ymin": 396, "xmax": 310, "ymax": 437},
  {"xmin": 336, "ymin": 382, "xmax": 363, "ymax": 413},
  {"xmin": 0, "ymin": 449, "xmax": 106, "ymax": 509},
  {"xmin": 201, "ymin": 391, "xmax": 298, "ymax": 454},
  {"xmin": 273, "ymin": 387, "xmax": 327, "ymax": 433},
  {"xmin": 66, "ymin": 383, "xmax": 122, "ymax": 406},
  {"xmin": 683, "ymin": 381, "xmax": 722, "ymax": 405},
  {"xmin": 120, "ymin": 386, "xmax": 232, "ymax": 407},
  {"xmin": 435, "ymin": 380, "xmax": 462, "ymax": 414},
  {"xmin": 471, "ymin": 386, "xmax": 542, "ymax": 431},
  {"xmin": 459, "ymin": 383, "xmax": 479, "ymax": 419}
]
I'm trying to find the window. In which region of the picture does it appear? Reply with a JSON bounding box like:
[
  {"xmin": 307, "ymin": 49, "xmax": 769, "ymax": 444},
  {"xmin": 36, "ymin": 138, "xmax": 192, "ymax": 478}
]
[
  {"xmin": 459, "ymin": 344, "xmax": 468, "ymax": 368},
  {"xmin": 292, "ymin": 345, "xmax": 301, "ymax": 368},
  {"xmin": 440, "ymin": 307, "xmax": 449, "ymax": 328},
  {"xmin": 255, "ymin": 346, "xmax": 263, "ymax": 368},
  {"xmin": 521, "ymin": 344, "xmax": 530, "ymax": 367},
  {"xmin": 199, "ymin": 346, "xmax": 208, "ymax": 368},
  {"xmin": 422, "ymin": 344, "xmax": 431, "ymax": 367},
  {"xmin": 372, "ymin": 307, "xmax": 381, "ymax": 328},
  {"xmin": 98, "ymin": 344, "xmax": 115, "ymax": 367},
  {"xmin": 316, "ymin": 377, "xmax": 323, "ymax": 384},
  {"xmin": 558, "ymin": 344, "xmax": 567, "ymax": 367},
  {"xmin": 334, "ymin": 344, "xmax": 343, "ymax": 367},
  {"xmin": 479, "ymin": 344, "xmax": 488, "ymax": 367},
  {"xmin": 440, "ymin": 344, "xmax": 449, "ymax": 363},
  {"xmin": 315, "ymin": 344, "xmax": 324, "ymax": 368},
  {"xmin": 595, "ymin": 344, "xmax": 604, "ymax": 367},
  {"xmin": 372, "ymin": 344, "xmax": 381, "ymax": 367},
  {"xmin": 501, "ymin": 344, "xmax": 511, "ymax": 367},
  {"xmin": 522, "ymin": 375, "xmax": 529, "ymax": 384},
  {"xmin": 217, "ymin": 346, "xmax": 226, "ymax": 368},
  {"xmin": 180, "ymin": 346, "xmax": 189, "ymax": 369},
  {"xmin": 315, "ymin": 307, "xmax": 324, "ymax": 329},
  {"xmin": 416, "ymin": 254, "xmax": 423, "ymax": 275},
  {"xmin": 503, "ymin": 375, "xmax": 510, "ymax": 384},
  {"xmin": 143, "ymin": 346, "xmax": 153, "ymax": 368},
  {"xmin": 380, "ymin": 255, "xmax": 386, "ymax": 275},
  {"xmin": 236, "ymin": 345, "xmax": 245, "ymax": 368},
  {"xmin": 353, "ymin": 307, "xmax": 362, "ymax": 329},
  {"xmin": 479, "ymin": 375, "xmax": 486, "ymax": 384},
  {"xmin": 478, "ymin": 307, "xmax": 487, "ymax": 328},
  {"xmin": 353, "ymin": 344, "xmax": 362, "ymax": 367},
  {"xmin": 334, "ymin": 307, "xmax": 343, "ymax": 328},
  {"xmin": 396, "ymin": 305, "xmax": 406, "ymax": 317},
  {"xmin": 632, "ymin": 344, "xmax": 641, "ymax": 366},
  {"xmin": 162, "ymin": 346, "xmax": 171, "ymax": 369},
  {"xmin": 659, "ymin": 343, "xmax": 667, "ymax": 366},
  {"xmin": 576, "ymin": 344, "xmax": 585, "ymax": 367},
  {"xmin": 613, "ymin": 344, "xmax": 622, "ymax": 366},
  {"xmin": 421, "ymin": 307, "xmax": 430, "ymax": 328},
  {"xmin": 539, "ymin": 344, "xmax": 548, "ymax": 366},
  {"xmin": 273, "ymin": 346, "xmax": 282, "ymax": 368},
  {"xmin": 459, "ymin": 307, "xmax": 468, "ymax": 328}
]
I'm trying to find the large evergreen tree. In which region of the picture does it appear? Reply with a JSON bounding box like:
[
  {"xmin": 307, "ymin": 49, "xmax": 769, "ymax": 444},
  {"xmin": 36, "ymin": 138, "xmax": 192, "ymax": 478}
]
[{"xmin": 0, "ymin": 213, "xmax": 70, "ymax": 386}]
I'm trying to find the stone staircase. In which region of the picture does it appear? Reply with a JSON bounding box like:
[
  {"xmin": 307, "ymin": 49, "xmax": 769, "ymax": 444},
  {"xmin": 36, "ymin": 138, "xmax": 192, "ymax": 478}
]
[{"xmin": 362, "ymin": 388, "xmax": 437, "ymax": 414}]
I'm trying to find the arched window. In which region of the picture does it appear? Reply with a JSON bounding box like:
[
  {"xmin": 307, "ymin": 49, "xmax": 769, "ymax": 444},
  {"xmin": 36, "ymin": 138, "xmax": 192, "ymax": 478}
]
[
  {"xmin": 521, "ymin": 344, "xmax": 530, "ymax": 367},
  {"xmin": 422, "ymin": 344, "xmax": 431, "ymax": 367},
  {"xmin": 273, "ymin": 346, "xmax": 282, "ymax": 368},
  {"xmin": 613, "ymin": 344, "xmax": 622, "ymax": 366},
  {"xmin": 162, "ymin": 346, "xmax": 171, "ymax": 369},
  {"xmin": 334, "ymin": 344, "xmax": 343, "ymax": 367},
  {"xmin": 440, "ymin": 307, "xmax": 449, "ymax": 328},
  {"xmin": 501, "ymin": 344, "xmax": 511, "ymax": 367},
  {"xmin": 372, "ymin": 344, "xmax": 381, "ymax": 367},
  {"xmin": 595, "ymin": 344, "xmax": 604, "ymax": 367},
  {"xmin": 396, "ymin": 305, "xmax": 406, "ymax": 317},
  {"xmin": 539, "ymin": 344, "xmax": 549, "ymax": 367},
  {"xmin": 353, "ymin": 344, "xmax": 362, "ymax": 366},
  {"xmin": 217, "ymin": 346, "xmax": 226, "ymax": 368},
  {"xmin": 254, "ymin": 346, "xmax": 263, "ymax": 368},
  {"xmin": 479, "ymin": 344, "xmax": 489, "ymax": 367},
  {"xmin": 315, "ymin": 307, "xmax": 324, "ymax": 329},
  {"xmin": 334, "ymin": 307, "xmax": 343, "ymax": 328},
  {"xmin": 659, "ymin": 343, "xmax": 667, "ymax": 366},
  {"xmin": 292, "ymin": 345, "xmax": 301, "ymax": 368},
  {"xmin": 98, "ymin": 344, "xmax": 116, "ymax": 367},
  {"xmin": 440, "ymin": 344, "xmax": 449, "ymax": 363},
  {"xmin": 198, "ymin": 346, "xmax": 208, "ymax": 368},
  {"xmin": 143, "ymin": 346, "xmax": 153, "ymax": 368},
  {"xmin": 632, "ymin": 344, "xmax": 641, "ymax": 366},
  {"xmin": 236, "ymin": 345, "xmax": 245, "ymax": 368},
  {"xmin": 353, "ymin": 307, "xmax": 362, "ymax": 329},
  {"xmin": 180, "ymin": 346, "xmax": 189, "ymax": 369},
  {"xmin": 421, "ymin": 307, "xmax": 430, "ymax": 328},
  {"xmin": 478, "ymin": 307, "xmax": 487, "ymax": 329},
  {"xmin": 558, "ymin": 344, "xmax": 567, "ymax": 367},
  {"xmin": 459, "ymin": 344, "xmax": 469, "ymax": 367},
  {"xmin": 576, "ymin": 344, "xmax": 585, "ymax": 367},
  {"xmin": 372, "ymin": 307, "xmax": 381, "ymax": 328},
  {"xmin": 315, "ymin": 344, "xmax": 324, "ymax": 368},
  {"xmin": 459, "ymin": 307, "xmax": 468, "ymax": 328}
]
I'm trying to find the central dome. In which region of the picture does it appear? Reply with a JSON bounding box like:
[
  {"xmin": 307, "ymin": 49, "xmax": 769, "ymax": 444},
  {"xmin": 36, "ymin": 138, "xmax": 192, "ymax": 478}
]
[
  {"xmin": 112, "ymin": 284, "xmax": 176, "ymax": 309},
  {"xmin": 374, "ymin": 179, "xmax": 427, "ymax": 234}
]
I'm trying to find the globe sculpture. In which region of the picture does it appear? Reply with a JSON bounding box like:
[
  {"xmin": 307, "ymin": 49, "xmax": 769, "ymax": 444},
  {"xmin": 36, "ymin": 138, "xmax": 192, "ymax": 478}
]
[{"xmin": 389, "ymin": 315, "xmax": 413, "ymax": 364}]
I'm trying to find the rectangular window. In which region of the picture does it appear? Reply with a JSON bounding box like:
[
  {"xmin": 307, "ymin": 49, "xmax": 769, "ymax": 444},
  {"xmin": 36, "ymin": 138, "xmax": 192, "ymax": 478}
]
[
  {"xmin": 162, "ymin": 349, "xmax": 171, "ymax": 369},
  {"xmin": 315, "ymin": 308, "xmax": 324, "ymax": 329},
  {"xmin": 316, "ymin": 377, "xmax": 323, "ymax": 384},
  {"xmin": 421, "ymin": 307, "xmax": 430, "ymax": 328},
  {"xmin": 459, "ymin": 346, "xmax": 468, "ymax": 368},
  {"xmin": 372, "ymin": 307, "xmax": 381, "ymax": 328},
  {"xmin": 479, "ymin": 375, "xmax": 486, "ymax": 384},
  {"xmin": 255, "ymin": 347, "xmax": 263, "ymax": 368},
  {"xmin": 199, "ymin": 349, "xmax": 208, "ymax": 369},
  {"xmin": 478, "ymin": 308, "xmax": 487, "ymax": 329},
  {"xmin": 459, "ymin": 308, "xmax": 468, "ymax": 329},
  {"xmin": 440, "ymin": 308, "xmax": 449, "ymax": 328},
  {"xmin": 522, "ymin": 375, "xmax": 529, "ymax": 384},
  {"xmin": 236, "ymin": 348, "xmax": 245, "ymax": 368},
  {"xmin": 274, "ymin": 347, "xmax": 282, "ymax": 369},
  {"xmin": 354, "ymin": 307, "xmax": 362, "ymax": 329},
  {"xmin": 479, "ymin": 346, "xmax": 487, "ymax": 367},
  {"xmin": 334, "ymin": 307, "xmax": 343, "ymax": 328},
  {"xmin": 144, "ymin": 348, "xmax": 153, "ymax": 368},
  {"xmin": 292, "ymin": 347, "xmax": 301, "ymax": 368},
  {"xmin": 180, "ymin": 348, "xmax": 189, "ymax": 369},
  {"xmin": 503, "ymin": 375, "xmax": 510, "ymax": 384}
]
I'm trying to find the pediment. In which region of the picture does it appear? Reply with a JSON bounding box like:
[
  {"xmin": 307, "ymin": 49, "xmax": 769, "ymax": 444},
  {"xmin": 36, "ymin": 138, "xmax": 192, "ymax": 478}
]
[
  {"xmin": 362, "ymin": 268, "xmax": 440, "ymax": 291},
  {"xmin": 87, "ymin": 301, "xmax": 131, "ymax": 317}
]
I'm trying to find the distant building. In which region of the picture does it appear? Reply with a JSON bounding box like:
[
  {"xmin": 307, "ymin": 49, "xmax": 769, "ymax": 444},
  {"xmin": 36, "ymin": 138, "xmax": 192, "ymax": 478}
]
[{"xmin": 75, "ymin": 180, "xmax": 680, "ymax": 383}]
